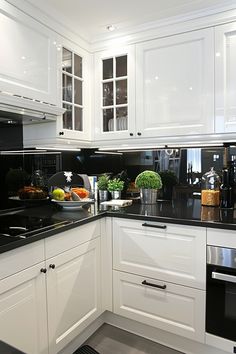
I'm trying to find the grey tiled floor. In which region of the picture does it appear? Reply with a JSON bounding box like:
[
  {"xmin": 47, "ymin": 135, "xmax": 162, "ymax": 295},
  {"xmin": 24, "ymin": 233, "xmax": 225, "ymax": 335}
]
[{"xmin": 84, "ymin": 324, "xmax": 184, "ymax": 354}]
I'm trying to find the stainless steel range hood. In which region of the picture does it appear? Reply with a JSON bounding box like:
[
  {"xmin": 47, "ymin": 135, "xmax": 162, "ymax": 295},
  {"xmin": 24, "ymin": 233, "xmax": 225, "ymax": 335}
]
[{"xmin": 0, "ymin": 91, "xmax": 65, "ymax": 124}]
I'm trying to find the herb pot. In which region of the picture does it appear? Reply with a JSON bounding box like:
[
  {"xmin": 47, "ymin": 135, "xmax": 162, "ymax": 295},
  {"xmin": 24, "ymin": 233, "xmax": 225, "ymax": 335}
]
[
  {"xmin": 99, "ymin": 190, "xmax": 108, "ymax": 202},
  {"xmin": 111, "ymin": 190, "xmax": 121, "ymax": 200}
]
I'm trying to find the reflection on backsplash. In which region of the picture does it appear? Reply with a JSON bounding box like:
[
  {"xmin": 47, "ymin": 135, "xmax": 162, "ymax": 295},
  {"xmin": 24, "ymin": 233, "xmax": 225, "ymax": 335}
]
[{"xmin": 2, "ymin": 139, "xmax": 236, "ymax": 212}]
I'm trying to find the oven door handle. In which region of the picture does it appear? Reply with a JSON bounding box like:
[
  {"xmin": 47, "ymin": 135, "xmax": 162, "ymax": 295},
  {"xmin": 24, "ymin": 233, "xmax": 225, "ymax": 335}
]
[{"xmin": 212, "ymin": 272, "xmax": 236, "ymax": 284}]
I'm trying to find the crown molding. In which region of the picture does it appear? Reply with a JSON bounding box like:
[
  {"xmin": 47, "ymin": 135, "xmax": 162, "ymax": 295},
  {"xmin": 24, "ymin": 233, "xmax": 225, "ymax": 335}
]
[{"xmin": 91, "ymin": 4, "xmax": 236, "ymax": 52}]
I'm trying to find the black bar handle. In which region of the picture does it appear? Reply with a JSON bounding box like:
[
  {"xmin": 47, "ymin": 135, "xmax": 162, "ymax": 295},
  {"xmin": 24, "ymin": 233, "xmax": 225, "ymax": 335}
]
[
  {"xmin": 142, "ymin": 222, "xmax": 167, "ymax": 229},
  {"xmin": 142, "ymin": 280, "xmax": 166, "ymax": 290}
]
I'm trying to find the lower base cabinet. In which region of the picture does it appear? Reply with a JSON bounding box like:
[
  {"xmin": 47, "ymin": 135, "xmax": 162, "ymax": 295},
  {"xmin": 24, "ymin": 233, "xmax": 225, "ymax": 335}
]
[
  {"xmin": 0, "ymin": 234, "xmax": 101, "ymax": 354},
  {"xmin": 46, "ymin": 237, "xmax": 102, "ymax": 354},
  {"xmin": 113, "ymin": 270, "xmax": 205, "ymax": 343},
  {"xmin": 0, "ymin": 262, "xmax": 48, "ymax": 354}
]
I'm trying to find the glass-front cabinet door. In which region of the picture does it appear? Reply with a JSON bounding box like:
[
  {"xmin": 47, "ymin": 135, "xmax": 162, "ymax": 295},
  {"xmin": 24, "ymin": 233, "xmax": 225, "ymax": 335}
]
[
  {"xmin": 62, "ymin": 48, "xmax": 83, "ymax": 131},
  {"xmin": 57, "ymin": 41, "xmax": 91, "ymax": 142},
  {"xmin": 94, "ymin": 46, "xmax": 135, "ymax": 141}
]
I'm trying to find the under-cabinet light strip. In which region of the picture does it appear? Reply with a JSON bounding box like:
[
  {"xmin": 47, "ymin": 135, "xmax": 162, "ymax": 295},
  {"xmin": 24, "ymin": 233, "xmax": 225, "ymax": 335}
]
[
  {"xmin": 35, "ymin": 146, "xmax": 81, "ymax": 152},
  {"xmin": 0, "ymin": 151, "xmax": 61, "ymax": 155},
  {"xmin": 94, "ymin": 151, "xmax": 123, "ymax": 155}
]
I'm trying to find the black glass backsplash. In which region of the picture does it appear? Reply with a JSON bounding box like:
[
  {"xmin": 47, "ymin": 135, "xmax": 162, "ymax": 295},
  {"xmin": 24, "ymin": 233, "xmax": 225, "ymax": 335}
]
[{"xmin": 0, "ymin": 115, "xmax": 235, "ymax": 213}]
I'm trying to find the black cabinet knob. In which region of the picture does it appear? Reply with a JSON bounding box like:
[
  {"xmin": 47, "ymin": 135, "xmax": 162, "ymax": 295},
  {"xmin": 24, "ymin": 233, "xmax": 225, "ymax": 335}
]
[
  {"xmin": 137, "ymin": 132, "xmax": 142, "ymax": 136},
  {"xmin": 129, "ymin": 133, "xmax": 134, "ymax": 136},
  {"xmin": 40, "ymin": 268, "xmax": 47, "ymax": 273},
  {"xmin": 59, "ymin": 131, "xmax": 64, "ymax": 136},
  {"xmin": 49, "ymin": 264, "xmax": 56, "ymax": 269}
]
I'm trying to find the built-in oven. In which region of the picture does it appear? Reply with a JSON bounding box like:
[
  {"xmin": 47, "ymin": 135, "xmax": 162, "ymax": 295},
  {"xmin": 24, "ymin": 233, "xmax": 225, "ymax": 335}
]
[{"xmin": 206, "ymin": 245, "xmax": 236, "ymax": 343}]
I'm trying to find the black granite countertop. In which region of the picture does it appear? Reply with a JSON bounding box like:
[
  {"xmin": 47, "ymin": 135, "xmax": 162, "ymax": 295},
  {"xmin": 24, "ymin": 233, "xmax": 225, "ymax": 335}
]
[
  {"xmin": 0, "ymin": 340, "xmax": 25, "ymax": 353},
  {"xmin": 0, "ymin": 198, "xmax": 236, "ymax": 254}
]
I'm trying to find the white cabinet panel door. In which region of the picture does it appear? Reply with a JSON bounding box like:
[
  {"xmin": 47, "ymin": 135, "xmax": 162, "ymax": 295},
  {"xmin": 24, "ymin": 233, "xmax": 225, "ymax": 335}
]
[
  {"xmin": 113, "ymin": 270, "xmax": 205, "ymax": 343},
  {"xmin": 0, "ymin": 2, "xmax": 58, "ymax": 104},
  {"xmin": 0, "ymin": 262, "xmax": 48, "ymax": 354},
  {"xmin": 94, "ymin": 46, "xmax": 136, "ymax": 141},
  {"xmin": 113, "ymin": 218, "xmax": 206, "ymax": 289},
  {"xmin": 46, "ymin": 237, "xmax": 102, "ymax": 354},
  {"xmin": 215, "ymin": 22, "xmax": 236, "ymax": 133},
  {"xmin": 136, "ymin": 28, "xmax": 214, "ymax": 137}
]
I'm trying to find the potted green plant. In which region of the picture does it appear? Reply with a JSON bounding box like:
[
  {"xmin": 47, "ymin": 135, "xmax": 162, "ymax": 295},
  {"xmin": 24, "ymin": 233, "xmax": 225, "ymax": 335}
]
[
  {"xmin": 97, "ymin": 174, "xmax": 109, "ymax": 202},
  {"xmin": 135, "ymin": 170, "xmax": 162, "ymax": 204},
  {"xmin": 159, "ymin": 170, "xmax": 178, "ymax": 200},
  {"xmin": 107, "ymin": 178, "xmax": 124, "ymax": 200}
]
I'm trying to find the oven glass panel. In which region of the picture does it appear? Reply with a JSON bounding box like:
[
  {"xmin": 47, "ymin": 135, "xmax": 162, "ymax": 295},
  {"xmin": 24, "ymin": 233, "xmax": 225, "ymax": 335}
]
[{"xmin": 206, "ymin": 264, "xmax": 236, "ymax": 341}]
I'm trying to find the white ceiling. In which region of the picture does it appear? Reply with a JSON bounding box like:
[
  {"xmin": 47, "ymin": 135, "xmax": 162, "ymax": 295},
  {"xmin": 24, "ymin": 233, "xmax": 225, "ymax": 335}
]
[{"xmin": 25, "ymin": 0, "xmax": 236, "ymax": 42}]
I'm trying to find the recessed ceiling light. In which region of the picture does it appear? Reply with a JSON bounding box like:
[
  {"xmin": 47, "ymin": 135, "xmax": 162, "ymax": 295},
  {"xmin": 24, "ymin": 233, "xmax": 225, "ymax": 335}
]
[{"xmin": 106, "ymin": 24, "xmax": 116, "ymax": 32}]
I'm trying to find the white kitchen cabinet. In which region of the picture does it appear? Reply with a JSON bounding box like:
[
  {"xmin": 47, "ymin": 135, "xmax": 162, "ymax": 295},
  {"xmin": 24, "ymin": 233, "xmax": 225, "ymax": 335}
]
[
  {"xmin": 113, "ymin": 218, "xmax": 206, "ymax": 289},
  {"xmin": 215, "ymin": 22, "xmax": 236, "ymax": 133},
  {"xmin": 113, "ymin": 270, "xmax": 205, "ymax": 342},
  {"xmin": 112, "ymin": 218, "xmax": 206, "ymax": 343},
  {"xmin": 0, "ymin": 1, "xmax": 58, "ymax": 105},
  {"xmin": 23, "ymin": 37, "xmax": 92, "ymax": 148},
  {"xmin": 46, "ymin": 236, "xmax": 102, "ymax": 354},
  {"xmin": 0, "ymin": 262, "xmax": 48, "ymax": 354},
  {"xmin": 136, "ymin": 28, "xmax": 214, "ymax": 138},
  {"xmin": 0, "ymin": 222, "xmax": 102, "ymax": 354},
  {"xmin": 94, "ymin": 45, "xmax": 136, "ymax": 141}
]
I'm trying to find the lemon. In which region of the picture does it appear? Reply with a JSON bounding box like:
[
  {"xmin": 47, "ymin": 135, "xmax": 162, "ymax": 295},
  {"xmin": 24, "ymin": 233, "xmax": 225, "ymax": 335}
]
[{"xmin": 52, "ymin": 188, "xmax": 65, "ymax": 201}]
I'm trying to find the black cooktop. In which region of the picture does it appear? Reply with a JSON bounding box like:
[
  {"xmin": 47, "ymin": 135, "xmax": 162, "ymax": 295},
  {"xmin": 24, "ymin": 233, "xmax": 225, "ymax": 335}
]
[{"xmin": 0, "ymin": 212, "xmax": 71, "ymax": 245}]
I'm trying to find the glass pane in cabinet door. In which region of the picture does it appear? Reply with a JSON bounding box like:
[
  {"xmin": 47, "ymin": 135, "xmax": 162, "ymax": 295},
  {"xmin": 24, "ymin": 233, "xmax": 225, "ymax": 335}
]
[
  {"xmin": 103, "ymin": 82, "xmax": 113, "ymax": 106},
  {"xmin": 74, "ymin": 106, "xmax": 83, "ymax": 131},
  {"xmin": 116, "ymin": 79, "xmax": 127, "ymax": 105},
  {"xmin": 63, "ymin": 104, "xmax": 73, "ymax": 130},
  {"xmin": 116, "ymin": 56, "xmax": 127, "ymax": 77},
  {"xmin": 103, "ymin": 108, "xmax": 114, "ymax": 132},
  {"xmin": 62, "ymin": 48, "xmax": 72, "ymax": 73},
  {"xmin": 63, "ymin": 74, "xmax": 72, "ymax": 102},
  {"xmin": 116, "ymin": 106, "xmax": 128, "ymax": 131},
  {"xmin": 103, "ymin": 58, "xmax": 113, "ymax": 79},
  {"xmin": 74, "ymin": 54, "xmax": 82, "ymax": 78},
  {"xmin": 74, "ymin": 79, "xmax": 82, "ymax": 105}
]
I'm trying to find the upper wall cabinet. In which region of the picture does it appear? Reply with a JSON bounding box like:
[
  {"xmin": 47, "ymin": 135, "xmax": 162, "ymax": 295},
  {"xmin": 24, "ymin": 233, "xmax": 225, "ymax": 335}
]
[
  {"xmin": 57, "ymin": 40, "xmax": 91, "ymax": 141},
  {"xmin": 0, "ymin": 2, "xmax": 58, "ymax": 105},
  {"xmin": 94, "ymin": 46, "xmax": 135, "ymax": 140},
  {"xmin": 136, "ymin": 28, "xmax": 214, "ymax": 138},
  {"xmin": 215, "ymin": 23, "xmax": 236, "ymax": 133},
  {"xmin": 23, "ymin": 38, "xmax": 92, "ymax": 147}
]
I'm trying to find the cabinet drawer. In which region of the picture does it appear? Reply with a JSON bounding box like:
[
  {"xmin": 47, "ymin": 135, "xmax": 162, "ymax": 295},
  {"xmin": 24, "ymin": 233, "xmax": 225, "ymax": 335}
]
[
  {"xmin": 113, "ymin": 270, "xmax": 205, "ymax": 343},
  {"xmin": 0, "ymin": 240, "xmax": 44, "ymax": 281},
  {"xmin": 113, "ymin": 218, "xmax": 206, "ymax": 289},
  {"xmin": 207, "ymin": 228, "xmax": 236, "ymax": 248},
  {"xmin": 45, "ymin": 221, "xmax": 101, "ymax": 258}
]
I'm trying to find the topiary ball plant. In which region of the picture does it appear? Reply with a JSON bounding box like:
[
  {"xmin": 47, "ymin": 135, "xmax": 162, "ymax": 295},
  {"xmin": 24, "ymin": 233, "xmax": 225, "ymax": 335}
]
[{"xmin": 135, "ymin": 170, "xmax": 162, "ymax": 190}]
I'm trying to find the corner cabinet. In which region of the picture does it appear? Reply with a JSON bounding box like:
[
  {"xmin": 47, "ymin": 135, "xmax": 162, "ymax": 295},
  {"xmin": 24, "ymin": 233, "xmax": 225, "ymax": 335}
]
[
  {"xmin": 0, "ymin": 1, "xmax": 58, "ymax": 105},
  {"xmin": 136, "ymin": 28, "xmax": 214, "ymax": 138},
  {"xmin": 46, "ymin": 237, "xmax": 101, "ymax": 354},
  {"xmin": 94, "ymin": 46, "xmax": 136, "ymax": 141},
  {"xmin": 215, "ymin": 22, "xmax": 236, "ymax": 133}
]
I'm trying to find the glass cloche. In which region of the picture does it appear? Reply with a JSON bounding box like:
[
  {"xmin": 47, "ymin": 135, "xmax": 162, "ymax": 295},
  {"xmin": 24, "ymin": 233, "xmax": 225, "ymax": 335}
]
[{"xmin": 201, "ymin": 167, "xmax": 220, "ymax": 207}]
